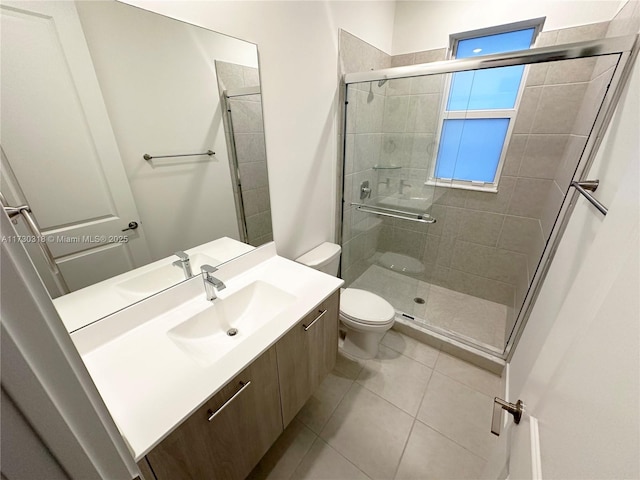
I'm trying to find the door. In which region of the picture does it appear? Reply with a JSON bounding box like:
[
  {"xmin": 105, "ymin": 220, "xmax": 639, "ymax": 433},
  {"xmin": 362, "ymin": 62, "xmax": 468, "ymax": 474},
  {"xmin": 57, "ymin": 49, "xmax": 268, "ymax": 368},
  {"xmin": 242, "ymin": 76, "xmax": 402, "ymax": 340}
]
[
  {"xmin": 0, "ymin": 1, "xmax": 151, "ymax": 294},
  {"xmin": 145, "ymin": 347, "xmax": 282, "ymax": 480},
  {"xmin": 276, "ymin": 291, "xmax": 339, "ymax": 427},
  {"xmin": 484, "ymin": 70, "xmax": 639, "ymax": 478}
]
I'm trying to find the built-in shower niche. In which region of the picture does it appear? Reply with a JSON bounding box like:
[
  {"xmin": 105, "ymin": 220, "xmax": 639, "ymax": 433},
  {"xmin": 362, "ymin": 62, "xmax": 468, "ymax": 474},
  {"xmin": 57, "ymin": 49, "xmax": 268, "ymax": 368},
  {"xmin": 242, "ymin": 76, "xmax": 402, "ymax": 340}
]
[{"xmin": 341, "ymin": 51, "xmax": 621, "ymax": 354}]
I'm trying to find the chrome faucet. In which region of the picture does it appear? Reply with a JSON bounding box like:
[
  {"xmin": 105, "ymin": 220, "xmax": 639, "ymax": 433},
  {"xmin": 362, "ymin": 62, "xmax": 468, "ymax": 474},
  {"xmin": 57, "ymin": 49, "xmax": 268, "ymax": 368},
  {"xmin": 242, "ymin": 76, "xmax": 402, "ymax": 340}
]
[
  {"xmin": 201, "ymin": 264, "xmax": 226, "ymax": 301},
  {"xmin": 399, "ymin": 179, "xmax": 413, "ymax": 195},
  {"xmin": 172, "ymin": 251, "xmax": 193, "ymax": 279}
]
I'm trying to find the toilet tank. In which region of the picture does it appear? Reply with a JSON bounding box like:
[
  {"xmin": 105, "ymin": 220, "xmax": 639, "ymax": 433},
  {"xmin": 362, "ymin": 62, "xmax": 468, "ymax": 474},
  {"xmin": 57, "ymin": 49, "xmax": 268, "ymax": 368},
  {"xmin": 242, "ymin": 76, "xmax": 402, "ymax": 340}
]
[{"xmin": 295, "ymin": 242, "xmax": 341, "ymax": 276}]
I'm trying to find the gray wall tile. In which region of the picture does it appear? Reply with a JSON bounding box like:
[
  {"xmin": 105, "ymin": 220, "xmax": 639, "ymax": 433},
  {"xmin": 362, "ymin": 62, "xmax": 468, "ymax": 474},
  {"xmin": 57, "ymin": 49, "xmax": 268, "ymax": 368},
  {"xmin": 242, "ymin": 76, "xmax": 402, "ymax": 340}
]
[
  {"xmin": 386, "ymin": 78, "xmax": 412, "ymax": 96},
  {"xmin": 530, "ymin": 83, "xmax": 588, "ymax": 134},
  {"xmin": 508, "ymin": 177, "xmax": 554, "ymax": 218},
  {"xmin": 572, "ymin": 71, "xmax": 611, "ymax": 136},
  {"xmin": 450, "ymin": 240, "xmax": 494, "ymax": 277},
  {"xmin": 513, "ymin": 86, "xmax": 541, "ymax": 134},
  {"xmin": 411, "ymin": 75, "xmax": 444, "ymax": 95},
  {"xmin": 391, "ymin": 53, "xmax": 415, "ymax": 67},
  {"xmin": 414, "ymin": 48, "xmax": 447, "ymax": 63},
  {"xmin": 355, "ymin": 90, "xmax": 385, "ymax": 133},
  {"xmin": 556, "ymin": 21, "xmax": 609, "ymax": 43},
  {"xmin": 519, "ymin": 134, "xmax": 569, "ymax": 179},
  {"xmin": 554, "ymin": 135, "xmax": 587, "ymax": 190},
  {"xmin": 545, "ymin": 57, "xmax": 597, "ymax": 85},
  {"xmin": 486, "ymin": 249, "xmax": 528, "ymax": 284},
  {"xmin": 380, "ymin": 133, "xmax": 412, "ymax": 167},
  {"xmin": 354, "ymin": 134, "xmax": 381, "ymax": 172},
  {"xmin": 423, "ymin": 234, "xmax": 440, "ymax": 265},
  {"xmin": 344, "ymin": 134, "xmax": 355, "ymax": 175},
  {"xmin": 502, "ymin": 135, "xmax": 527, "ymax": 176},
  {"xmin": 339, "ymin": 29, "xmax": 391, "ymax": 74},
  {"xmin": 540, "ymin": 182, "xmax": 564, "ymax": 238},
  {"xmin": 234, "ymin": 133, "xmax": 266, "ymax": 164},
  {"xmin": 465, "ymin": 176, "xmax": 516, "ymax": 214},
  {"xmin": 215, "ymin": 60, "xmax": 244, "ymax": 90},
  {"xmin": 534, "ymin": 30, "xmax": 558, "ymax": 47},
  {"xmin": 256, "ymin": 186, "xmax": 271, "ymax": 211},
  {"xmin": 406, "ymin": 94, "xmax": 440, "ymax": 133},
  {"xmin": 525, "ymin": 64, "xmax": 548, "ymax": 86},
  {"xmin": 446, "ymin": 268, "xmax": 514, "ymax": 306},
  {"xmin": 346, "ymin": 87, "xmax": 357, "ymax": 134},
  {"xmin": 457, "ymin": 210, "xmax": 505, "ymax": 247},
  {"xmin": 242, "ymin": 189, "xmax": 259, "ymax": 217},
  {"xmin": 382, "ymin": 96, "xmax": 410, "ymax": 132},
  {"xmin": 409, "ymin": 134, "xmax": 437, "ymax": 169},
  {"xmin": 497, "ymin": 215, "xmax": 543, "ymax": 254},
  {"xmin": 229, "ymin": 99, "xmax": 264, "ymax": 133}
]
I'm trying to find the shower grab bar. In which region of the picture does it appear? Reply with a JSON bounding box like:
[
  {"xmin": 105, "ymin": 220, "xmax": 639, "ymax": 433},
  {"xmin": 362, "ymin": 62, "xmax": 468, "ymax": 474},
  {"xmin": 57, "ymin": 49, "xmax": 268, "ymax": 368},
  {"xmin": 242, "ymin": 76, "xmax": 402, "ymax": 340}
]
[
  {"xmin": 571, "ymin": 180, "xmax": 608, "ymax": 216},
  {"xmin": 143, "ymin": 149, "xmax": 215, "ymax": 161},
  {"xmin": 0, "ymin": 192, "xmax": 70, "ymax": 294},
  {"xmin": 351, "ymin": 202, "xmax": 436, "ymax": 224}
]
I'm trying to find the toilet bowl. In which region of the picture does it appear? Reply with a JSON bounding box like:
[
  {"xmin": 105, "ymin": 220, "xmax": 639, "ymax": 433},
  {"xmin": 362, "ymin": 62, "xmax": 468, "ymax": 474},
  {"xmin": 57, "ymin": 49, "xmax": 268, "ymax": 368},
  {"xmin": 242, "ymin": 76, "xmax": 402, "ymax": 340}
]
[{"xmin": 296, "ymin": 242, "xmax": 395, "ymax": 359}]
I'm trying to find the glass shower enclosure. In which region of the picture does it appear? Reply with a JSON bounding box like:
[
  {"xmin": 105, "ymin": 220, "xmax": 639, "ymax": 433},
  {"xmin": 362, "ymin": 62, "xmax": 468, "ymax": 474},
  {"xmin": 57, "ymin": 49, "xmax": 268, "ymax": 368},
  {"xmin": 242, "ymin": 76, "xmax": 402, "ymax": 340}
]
[{"xmin": 339, "ymin": 35, "xmax": 637, "ymax": 359}]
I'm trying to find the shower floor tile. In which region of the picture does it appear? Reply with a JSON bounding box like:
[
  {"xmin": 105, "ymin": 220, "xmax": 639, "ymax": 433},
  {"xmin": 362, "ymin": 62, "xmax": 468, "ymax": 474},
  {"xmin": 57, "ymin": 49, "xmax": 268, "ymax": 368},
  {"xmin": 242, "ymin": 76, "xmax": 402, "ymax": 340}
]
[{"xmin": 350, "ymin": 265, "xmax": 507, "ymax": 350}]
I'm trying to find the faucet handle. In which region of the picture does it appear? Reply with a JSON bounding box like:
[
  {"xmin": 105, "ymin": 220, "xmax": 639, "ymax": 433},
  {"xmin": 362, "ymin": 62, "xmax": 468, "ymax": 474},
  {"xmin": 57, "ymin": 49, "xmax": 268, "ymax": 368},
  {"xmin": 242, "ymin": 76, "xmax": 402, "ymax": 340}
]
[
  {"xmin": 175, "ymin": 251, "xmax": 189, "ymax": 261},
  {"xmin": 201, "ymin": 264, "xmax": 218, "ymax": 275}
]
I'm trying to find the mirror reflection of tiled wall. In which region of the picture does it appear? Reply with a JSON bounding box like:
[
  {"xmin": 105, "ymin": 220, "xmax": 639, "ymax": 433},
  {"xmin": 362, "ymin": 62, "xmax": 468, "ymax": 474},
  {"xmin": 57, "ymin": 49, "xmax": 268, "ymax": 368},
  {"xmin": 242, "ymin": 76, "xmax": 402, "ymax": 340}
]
[{"xmin": 216, "ymin": 61, "xmax": 273, "ymax": 247}]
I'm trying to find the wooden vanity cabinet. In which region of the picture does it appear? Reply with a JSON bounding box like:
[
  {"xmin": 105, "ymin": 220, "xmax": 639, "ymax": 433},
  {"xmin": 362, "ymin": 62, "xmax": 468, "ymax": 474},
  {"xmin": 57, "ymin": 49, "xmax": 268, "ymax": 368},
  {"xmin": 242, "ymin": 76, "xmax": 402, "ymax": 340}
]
[
  {"xmin": 140, "ymin": 290, "xmax": 340, "ymax": 479},
  {"xmin": 144, "ymin": 346, "xmax": 282, "ymax": 480},
  {"xmin": 276, "ymin": 291, "xmax": 339, "ymax": 427}
]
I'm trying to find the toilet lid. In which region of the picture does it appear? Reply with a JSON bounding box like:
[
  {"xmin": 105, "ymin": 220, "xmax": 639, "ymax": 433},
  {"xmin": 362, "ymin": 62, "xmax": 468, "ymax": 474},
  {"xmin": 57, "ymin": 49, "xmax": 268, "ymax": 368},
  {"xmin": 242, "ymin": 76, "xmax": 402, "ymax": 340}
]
[{"xmin": 340, "ymin": 288, "xmax": 395, "ymax": 325}]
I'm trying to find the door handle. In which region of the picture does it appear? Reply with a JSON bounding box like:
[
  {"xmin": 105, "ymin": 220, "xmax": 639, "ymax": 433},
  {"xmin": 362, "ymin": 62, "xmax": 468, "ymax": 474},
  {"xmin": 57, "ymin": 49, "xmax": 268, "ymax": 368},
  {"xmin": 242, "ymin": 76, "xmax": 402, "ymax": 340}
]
[
  {"xmin": 122, "ymin": 221, "xmax": 139, "ymax": 232},
  {"xmin": 491, "ymin": 397, "xmax": 524, "ymax": 436}
]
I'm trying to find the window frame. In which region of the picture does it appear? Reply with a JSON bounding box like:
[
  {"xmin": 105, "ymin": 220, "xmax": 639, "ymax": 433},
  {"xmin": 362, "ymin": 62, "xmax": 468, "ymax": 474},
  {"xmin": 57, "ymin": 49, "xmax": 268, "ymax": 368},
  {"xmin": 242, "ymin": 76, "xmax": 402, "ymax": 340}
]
[{"xmin": 427, "ymin": 18, "xmax": 545, "ymax": 193}]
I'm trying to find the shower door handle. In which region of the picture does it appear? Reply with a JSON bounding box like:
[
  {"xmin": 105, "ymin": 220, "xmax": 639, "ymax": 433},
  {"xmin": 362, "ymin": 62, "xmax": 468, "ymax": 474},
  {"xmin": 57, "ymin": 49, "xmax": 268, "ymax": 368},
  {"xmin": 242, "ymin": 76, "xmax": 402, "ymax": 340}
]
[{"xmin": 491, "ymin": 397, "xmax": 524, "ymax": 436}]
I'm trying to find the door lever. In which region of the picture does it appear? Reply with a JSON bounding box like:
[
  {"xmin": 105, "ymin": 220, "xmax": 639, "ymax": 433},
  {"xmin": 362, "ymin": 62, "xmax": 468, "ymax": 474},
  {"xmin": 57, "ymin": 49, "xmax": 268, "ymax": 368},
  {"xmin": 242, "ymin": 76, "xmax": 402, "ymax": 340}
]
[{"xmin": 491, "ymin": 397, "xmax": 524, "ymax": 436}]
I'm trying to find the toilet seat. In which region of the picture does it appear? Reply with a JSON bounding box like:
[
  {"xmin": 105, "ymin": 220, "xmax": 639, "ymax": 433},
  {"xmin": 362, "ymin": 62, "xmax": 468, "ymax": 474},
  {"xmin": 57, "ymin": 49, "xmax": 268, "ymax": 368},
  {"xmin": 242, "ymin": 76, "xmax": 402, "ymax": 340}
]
[{"xmin": 339, "ymin": 288, "xmax": 395, "ymax": 326}]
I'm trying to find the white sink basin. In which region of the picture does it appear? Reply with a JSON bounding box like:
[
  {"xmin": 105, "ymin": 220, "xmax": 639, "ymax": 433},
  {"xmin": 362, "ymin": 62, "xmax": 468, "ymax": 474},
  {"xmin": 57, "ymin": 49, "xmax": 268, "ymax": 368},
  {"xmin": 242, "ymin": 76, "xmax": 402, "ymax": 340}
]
[
  {"xmin": 115, "ymin": 253, "xmax": 221, "ymax": 301},
  {"xmin": 167, "ymin": 281, "xmax": 295, "ymax": 365}
]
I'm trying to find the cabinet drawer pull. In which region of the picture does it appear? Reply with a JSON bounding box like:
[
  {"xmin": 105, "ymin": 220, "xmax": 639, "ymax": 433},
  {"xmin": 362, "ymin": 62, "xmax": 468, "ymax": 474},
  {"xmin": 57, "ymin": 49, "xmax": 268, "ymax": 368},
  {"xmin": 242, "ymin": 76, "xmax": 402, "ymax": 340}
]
[
  {"xmin": 207, "ymin": 381, "xmax": 251, "ymax": 422},
  {"xmin": 303, "ymin": 309, "xmax": 327, "ymax": 331}
]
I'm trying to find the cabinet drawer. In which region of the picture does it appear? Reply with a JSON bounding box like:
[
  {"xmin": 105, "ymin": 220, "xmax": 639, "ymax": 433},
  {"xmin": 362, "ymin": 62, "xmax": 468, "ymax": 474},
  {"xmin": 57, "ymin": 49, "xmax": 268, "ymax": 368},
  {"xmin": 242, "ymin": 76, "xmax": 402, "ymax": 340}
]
[
  {"xmin": 145, "ymin": 346, "xmax": 282, "ymax": 480},
  {"xmin": 276, "ymin": 290, "xmax": 340, "ymax": 427}
]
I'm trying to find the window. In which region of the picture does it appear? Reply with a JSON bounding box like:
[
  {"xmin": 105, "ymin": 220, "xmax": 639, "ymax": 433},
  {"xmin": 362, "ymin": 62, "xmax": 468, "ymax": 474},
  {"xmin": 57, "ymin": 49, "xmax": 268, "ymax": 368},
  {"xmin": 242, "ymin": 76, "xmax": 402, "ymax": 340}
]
[{"xmin": 431, "ymin": 19, "xmax": 544, "ymax": 192}]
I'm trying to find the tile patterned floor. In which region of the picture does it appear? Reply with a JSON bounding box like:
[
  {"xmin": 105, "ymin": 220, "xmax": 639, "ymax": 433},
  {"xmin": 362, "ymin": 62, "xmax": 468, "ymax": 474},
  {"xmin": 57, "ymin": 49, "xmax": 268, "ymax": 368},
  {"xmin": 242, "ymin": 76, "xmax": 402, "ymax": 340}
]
[
  {"xmin": 248, "ymin": 331, "xmax": 502, "ymax": 480},
  {"xmin": 351, "ymin": 265, "xmax": 508, "ymax": 349}
]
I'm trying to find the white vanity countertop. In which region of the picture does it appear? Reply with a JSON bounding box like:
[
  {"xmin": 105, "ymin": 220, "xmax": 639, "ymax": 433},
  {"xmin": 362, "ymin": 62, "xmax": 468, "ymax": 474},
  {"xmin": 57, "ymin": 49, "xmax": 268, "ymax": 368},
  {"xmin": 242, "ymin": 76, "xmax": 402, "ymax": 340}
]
[
  {"xmin": 55, "ymin": 237, "xmax": 254, "ymax": 333},
  {"xmin": 70, "ymin": 243, "xmax": 343, "ymax": 461}
]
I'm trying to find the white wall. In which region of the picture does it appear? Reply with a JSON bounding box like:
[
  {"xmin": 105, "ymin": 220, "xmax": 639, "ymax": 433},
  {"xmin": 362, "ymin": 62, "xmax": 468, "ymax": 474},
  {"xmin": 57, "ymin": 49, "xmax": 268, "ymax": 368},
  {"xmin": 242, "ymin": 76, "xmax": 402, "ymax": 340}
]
[
  {"xmin": 392, "ymin": 0, "xmax": 624, "ymax": 54},
  {"xmin": 120, "ymin": 0, "xmax": 397, "ymax": 259},
  {"xmin": 77, "ymin": 1, "xmax": 259, "ymax": 260}
]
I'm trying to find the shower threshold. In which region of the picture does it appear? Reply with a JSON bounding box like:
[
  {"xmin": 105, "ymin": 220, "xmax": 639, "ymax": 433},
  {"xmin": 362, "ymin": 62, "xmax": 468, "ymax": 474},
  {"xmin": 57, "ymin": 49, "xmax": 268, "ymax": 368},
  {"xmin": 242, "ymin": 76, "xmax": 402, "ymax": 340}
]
[{"xmin": 349, "ymin": 264, "xmax": 511, "ymax": 365}]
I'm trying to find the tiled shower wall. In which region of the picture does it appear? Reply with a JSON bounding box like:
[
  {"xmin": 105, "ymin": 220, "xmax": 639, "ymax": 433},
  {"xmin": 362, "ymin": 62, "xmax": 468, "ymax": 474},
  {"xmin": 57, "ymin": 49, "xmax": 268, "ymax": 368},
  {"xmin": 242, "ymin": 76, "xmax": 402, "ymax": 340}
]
[
  {"xmin": 339, "ymin": 31, "xmax": 391, "ymax": 283},
  {"xmin": 340, "ymin": 20, "xmax": 616, "ymax": 339},
  {"xmin": 216, "ymin": 61, "xmax": 273, "ymax": 247}
]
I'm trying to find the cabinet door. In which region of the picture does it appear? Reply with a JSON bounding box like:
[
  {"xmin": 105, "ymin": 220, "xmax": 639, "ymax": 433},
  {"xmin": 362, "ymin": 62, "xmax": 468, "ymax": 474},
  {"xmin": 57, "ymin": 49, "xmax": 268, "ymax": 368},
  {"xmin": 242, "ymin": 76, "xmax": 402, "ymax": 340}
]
[
  {"xmin": 145, "ymin": 346, "xmax": 282, "ymax": 480},
  {"xmin": 277, "ymin": 291, "xmax": 339, "ymax": 427}
]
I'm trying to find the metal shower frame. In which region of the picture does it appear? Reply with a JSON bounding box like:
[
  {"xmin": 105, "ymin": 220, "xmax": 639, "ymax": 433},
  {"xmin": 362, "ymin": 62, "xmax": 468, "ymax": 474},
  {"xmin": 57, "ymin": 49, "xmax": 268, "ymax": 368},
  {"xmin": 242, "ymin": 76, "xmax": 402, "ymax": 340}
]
[{"xmin": 338, "ymin": 33, "xmax": 639, "ymax": 361}]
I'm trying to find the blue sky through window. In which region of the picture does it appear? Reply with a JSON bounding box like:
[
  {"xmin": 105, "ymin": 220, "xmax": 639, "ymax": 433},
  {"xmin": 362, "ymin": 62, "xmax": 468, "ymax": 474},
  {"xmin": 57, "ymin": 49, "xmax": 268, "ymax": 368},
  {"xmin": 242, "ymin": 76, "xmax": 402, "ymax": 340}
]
[
  {"xmin": 435, "ymin": 27, "xmax": 535, "ymax": 184},
  {"xmin": 435, "ymin": 119, "xmax": 510, "ymax": 182}
]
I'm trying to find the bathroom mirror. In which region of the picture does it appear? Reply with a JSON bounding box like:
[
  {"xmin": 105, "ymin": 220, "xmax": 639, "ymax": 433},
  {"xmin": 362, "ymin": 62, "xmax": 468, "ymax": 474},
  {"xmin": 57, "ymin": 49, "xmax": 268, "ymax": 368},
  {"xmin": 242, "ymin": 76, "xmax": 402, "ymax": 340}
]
[{"xmin": 0, "ymin": 0, "xmax": 273, "ymax": 328}]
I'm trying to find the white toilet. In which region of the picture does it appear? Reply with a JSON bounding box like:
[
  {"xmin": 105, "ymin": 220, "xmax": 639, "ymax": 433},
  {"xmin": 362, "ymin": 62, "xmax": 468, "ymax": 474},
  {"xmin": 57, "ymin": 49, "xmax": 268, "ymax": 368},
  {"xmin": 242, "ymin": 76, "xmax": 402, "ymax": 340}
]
[{"xmin": 296, "ymin": 242, "xmax": 395, "ymax": 360}]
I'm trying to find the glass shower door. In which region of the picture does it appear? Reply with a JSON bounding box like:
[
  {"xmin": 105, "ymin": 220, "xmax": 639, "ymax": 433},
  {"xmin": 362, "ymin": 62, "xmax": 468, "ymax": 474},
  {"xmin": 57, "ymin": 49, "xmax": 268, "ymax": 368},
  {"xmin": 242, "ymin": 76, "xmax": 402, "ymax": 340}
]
[{"xmin": 341, "ymin": 47, "xmax": 627, "ymax": 355}]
